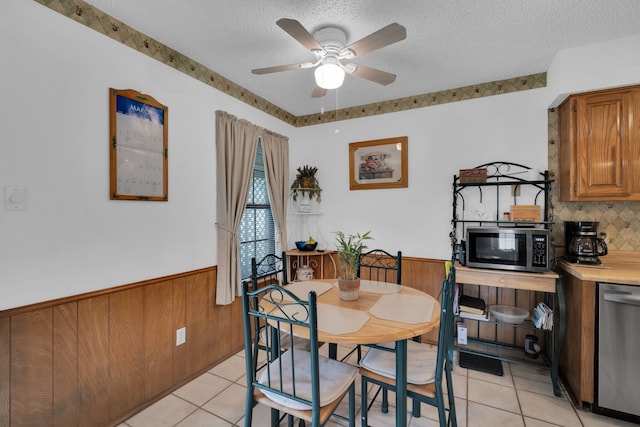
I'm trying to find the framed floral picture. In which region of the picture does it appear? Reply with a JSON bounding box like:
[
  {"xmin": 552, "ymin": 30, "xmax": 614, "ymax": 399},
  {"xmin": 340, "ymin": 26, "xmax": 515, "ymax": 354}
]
[{"xmin": 349, "ymin": 136, "xmax": 408, "ymax": 190}]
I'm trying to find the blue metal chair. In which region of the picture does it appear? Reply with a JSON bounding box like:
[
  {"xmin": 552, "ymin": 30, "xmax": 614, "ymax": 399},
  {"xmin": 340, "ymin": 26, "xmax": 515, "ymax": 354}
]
[
  {"xmin": 357, "ymin": 249, "xmax": 402, "ymax": 284},
  {"xmin": 359, "ymin": 268, "xmax": 458, "ymax": 427},
  {"xmin": 251, "ymin": 252, "xmax": 288, "ymax": 288},
  {"xmin": 250, "ymin": 253, "xmax": 310, "ymax": 363},
  {"xmin": 334, "ymin": 249, "xmax": 403, "ymax": 363},
  {"xmin": 242, "ymin": 282, "xmax": 358, "ymax": 427}
]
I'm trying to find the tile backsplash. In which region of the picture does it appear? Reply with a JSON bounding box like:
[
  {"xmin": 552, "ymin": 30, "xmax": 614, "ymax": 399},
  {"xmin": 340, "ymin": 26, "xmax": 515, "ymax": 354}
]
[{"xmin": 547, "ymin": 109, "xmax": 640, "ymax": 255}]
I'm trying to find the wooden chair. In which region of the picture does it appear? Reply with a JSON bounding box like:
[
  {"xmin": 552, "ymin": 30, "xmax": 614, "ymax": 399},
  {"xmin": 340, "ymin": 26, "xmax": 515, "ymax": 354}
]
[
  {"xmin": 359, "ymin": 268, "xmax": 458, "ymax": 427},
  {"xmin": 241, "ymin": 282, "xmax": 358, "ymax": 427}
]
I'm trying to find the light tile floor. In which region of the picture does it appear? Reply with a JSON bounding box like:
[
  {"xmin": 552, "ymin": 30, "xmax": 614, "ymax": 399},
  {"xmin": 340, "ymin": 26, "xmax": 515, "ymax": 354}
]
[{"xmin": 121, "ymin": 344, "xmax": 636, "ymax": 427}]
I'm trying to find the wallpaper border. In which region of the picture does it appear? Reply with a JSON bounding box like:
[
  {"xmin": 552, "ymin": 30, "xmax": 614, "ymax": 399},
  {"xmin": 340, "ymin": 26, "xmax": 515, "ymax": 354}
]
[{"xmin": 35, "ymin": 0, "xmax": 546, "ymax": 128}]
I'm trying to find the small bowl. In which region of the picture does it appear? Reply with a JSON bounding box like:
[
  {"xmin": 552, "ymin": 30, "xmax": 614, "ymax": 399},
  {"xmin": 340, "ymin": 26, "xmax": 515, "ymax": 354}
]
[
  {"xmin": 488, "ymin": 305, "xmax": 529, "ymax": 324},
  {"xmin": 295, "ymin": 241, "xmax": 317, "ymax": 251}
]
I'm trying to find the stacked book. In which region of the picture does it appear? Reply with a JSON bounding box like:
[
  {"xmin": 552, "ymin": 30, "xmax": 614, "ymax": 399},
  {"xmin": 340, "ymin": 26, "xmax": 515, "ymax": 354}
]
[
  {"xmin": 532, "ymin": 302, "xmax": 553, "ymax": 330},
  {"xmin": 457, "ymin": 294, "xmax": 490, "ymax": 321}
]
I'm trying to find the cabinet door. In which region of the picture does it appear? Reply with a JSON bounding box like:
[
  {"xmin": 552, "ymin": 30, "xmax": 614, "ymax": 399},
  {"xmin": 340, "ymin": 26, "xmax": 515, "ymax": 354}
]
[
  {"xmin": 558, "ymin": 97, "xmax": 576, "ymax": 201},
  {"xmin": 558, "ymin": 85, "xmax": 640, "ymax": 201},
  {"xmin": 575, "ymin": 90, "xmax": 630, "ymax": 199}
]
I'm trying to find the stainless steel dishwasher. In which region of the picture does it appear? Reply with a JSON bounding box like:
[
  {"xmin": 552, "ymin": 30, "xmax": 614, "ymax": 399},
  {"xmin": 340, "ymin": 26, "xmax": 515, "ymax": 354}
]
[{"xmin": 595, "ymin": 283, "xmax": 640, "ymax": 424}]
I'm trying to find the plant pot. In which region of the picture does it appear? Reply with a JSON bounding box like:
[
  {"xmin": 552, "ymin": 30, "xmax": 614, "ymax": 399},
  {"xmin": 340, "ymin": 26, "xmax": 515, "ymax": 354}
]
[{"xmin": 338, "ymin": 278, "xmax": 361, "ymax": 301}]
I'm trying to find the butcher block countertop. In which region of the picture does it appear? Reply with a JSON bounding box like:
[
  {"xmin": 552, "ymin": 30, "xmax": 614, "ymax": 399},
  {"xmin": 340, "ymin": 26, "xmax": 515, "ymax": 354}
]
[{"xmin": 558, "ymin": 251, "xmax": 640, "ymax": 285}]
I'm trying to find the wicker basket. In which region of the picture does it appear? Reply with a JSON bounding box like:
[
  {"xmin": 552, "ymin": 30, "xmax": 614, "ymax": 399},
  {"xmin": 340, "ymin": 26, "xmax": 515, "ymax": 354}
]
[{"xmin": 459, "ymin": 168, "xmax": 487, "ymax": 183}]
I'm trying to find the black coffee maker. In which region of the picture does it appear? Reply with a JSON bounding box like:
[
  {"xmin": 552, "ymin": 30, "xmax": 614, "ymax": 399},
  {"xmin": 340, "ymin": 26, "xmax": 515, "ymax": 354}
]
[{"xmin": 564, "ymin": 221, "xmax": 608, "ymax": 265}]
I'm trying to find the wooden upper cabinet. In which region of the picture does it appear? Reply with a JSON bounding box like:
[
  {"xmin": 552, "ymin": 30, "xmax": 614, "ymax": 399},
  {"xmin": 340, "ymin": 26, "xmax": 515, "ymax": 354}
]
[{"xmin": 558, "ymin": 85, "xmax": 640, "ymax": 201}]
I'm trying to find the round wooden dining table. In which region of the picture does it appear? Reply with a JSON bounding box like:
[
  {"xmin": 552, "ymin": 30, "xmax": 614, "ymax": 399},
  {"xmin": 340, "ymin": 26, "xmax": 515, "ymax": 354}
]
[{"xmin": 280, "ymin": 279, "xmax": 441, "ymax": 427}]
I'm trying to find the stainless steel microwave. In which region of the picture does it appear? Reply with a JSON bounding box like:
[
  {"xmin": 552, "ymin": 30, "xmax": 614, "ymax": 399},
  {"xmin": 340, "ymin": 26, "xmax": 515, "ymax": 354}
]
[{"xmin": 465, "ymin": 227, "xmax": 550, "ymax": 273}]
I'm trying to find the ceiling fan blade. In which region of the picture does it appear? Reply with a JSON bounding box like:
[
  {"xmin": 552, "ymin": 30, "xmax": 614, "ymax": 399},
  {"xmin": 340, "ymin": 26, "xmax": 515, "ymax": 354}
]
[
  {"xmin": 341, "ymin": 23, "xmax": 406, "ymax": 58},
  {"xmin": 277, "ymin": 18, "xmax": 323, "ymax": 51},
  {"xmin": 311, "ymin": 85, "xmax": 327, "ymax": 98},
  {"xmin": 348, "ymin": 63, "xmax": 397, "ymax": 85},
  {"xmin": 252, "ymin": 63, "xmax": 304, "ymax": 74}
]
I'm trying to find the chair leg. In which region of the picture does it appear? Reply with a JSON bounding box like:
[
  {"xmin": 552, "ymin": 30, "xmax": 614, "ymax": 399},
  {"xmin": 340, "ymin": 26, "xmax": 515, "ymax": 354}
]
[
  {"xmin": 328, "ymin": 343, "xmax": 338, "ymax": 360},
  {"xmin": 412, "ymin": 398, "xmax": 421, "ymax": 418},
  {"xmin": 381, "ymin": 388, "xmax": 388, "ymax": 413},
  {"xmin": 270, "ymin": 408, "xmax": 279, "ymax": 427},
  {"xmin": 349, "ymin": 383, "xmax": 356, "ymax": 427},
  {"xmin": 435, "ymin": 387, "xmax": 446, "ymax": 427},
  {"xmin": 360, "ymin": 376, "xmax": 369, "ymax": 427},
  {"xmin": 244, "ymin": 389, "xmax": 253, "ymax": 427},
  {"xmin": 445, "ymin": 364, "xmax": 457, "ymax": 426}
]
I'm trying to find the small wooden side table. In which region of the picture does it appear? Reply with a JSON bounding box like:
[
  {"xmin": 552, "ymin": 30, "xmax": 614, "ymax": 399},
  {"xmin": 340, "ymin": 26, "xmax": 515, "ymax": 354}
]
[{"xmin": 286, "ymin": 249, "xmax": 338, "ymax": 280}]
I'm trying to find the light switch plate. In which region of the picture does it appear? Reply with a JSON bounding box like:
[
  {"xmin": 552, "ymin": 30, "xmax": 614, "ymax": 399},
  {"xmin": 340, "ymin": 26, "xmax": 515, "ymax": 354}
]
[{"xmin": 4, "ymin": 185, "xmax": 26, "ymax": 211}]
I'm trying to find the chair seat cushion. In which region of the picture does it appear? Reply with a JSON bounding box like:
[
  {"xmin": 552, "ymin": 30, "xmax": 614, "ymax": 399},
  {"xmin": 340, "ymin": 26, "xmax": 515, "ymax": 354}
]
[
  {"xmin": 258, "ymin": 349, "xmax": 358, "ymax": 410},
  {"xmin": 360, "ymin": 340, "xmax": 438, "ymax": 385}
]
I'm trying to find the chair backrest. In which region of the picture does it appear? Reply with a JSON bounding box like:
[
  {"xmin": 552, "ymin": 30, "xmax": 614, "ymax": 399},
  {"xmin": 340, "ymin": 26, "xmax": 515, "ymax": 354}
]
[
  {"xmin": 249, "ymin": 252, "xmax": 289, "ymax": 363},
  {"xmin": 357, "ymin": 249, "xmax": 402, "ymax": 284},
  {"xmin": 434, "ymin": 267, "xmax": 457, "ymax": 384},
  {"xmin": 250, "ymin": 251, "xmax": 288, "ymax": 291},
  {"xmin": 241, "ymin": 282, "xmax": 322, "ymax": 412}
]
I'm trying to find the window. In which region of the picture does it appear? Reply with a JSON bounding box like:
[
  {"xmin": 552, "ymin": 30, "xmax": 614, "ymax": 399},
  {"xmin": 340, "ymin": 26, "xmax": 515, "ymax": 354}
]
[{"xmin": 239, "ymin": 141, "xmax": 276, "ymax": 279}]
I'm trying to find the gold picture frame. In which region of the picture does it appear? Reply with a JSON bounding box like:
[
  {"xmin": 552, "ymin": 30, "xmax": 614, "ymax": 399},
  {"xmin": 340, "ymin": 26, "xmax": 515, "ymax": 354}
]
[
  {"xmin": 349, "ymin": 136, "xmax": 408, "ymax": 190},
  {"xmin": 109, "ymin": 88, "xmax": 168, "ymax": 201}
]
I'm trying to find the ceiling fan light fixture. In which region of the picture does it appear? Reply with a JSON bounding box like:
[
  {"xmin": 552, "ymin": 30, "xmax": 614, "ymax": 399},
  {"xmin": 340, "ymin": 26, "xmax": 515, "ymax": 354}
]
[
  {"xmin": 253, "ymin": 20, "xmax": 406, "ymax": 96},
  {"xmin": 314, "ymin": 63, "xmax": 345, "ymax": 89}
]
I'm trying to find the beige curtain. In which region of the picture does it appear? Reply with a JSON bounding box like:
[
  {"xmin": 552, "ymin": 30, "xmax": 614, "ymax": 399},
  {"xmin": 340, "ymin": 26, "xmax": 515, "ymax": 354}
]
[
  {"xmin": 215, "ymin": 111, "xmax": 289, "ymax": 305},
  {"xmin": 261, "ymin": 131, "xmax": 289, "ymax": 254},
  {"xmin": 215, "ymin": 111, "xmax": 260, "ymax": 305}
]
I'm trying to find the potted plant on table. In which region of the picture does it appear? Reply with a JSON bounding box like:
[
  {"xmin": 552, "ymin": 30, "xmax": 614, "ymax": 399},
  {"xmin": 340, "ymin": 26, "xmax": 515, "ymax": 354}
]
[
  {"xmin": 334, "ymin": 231, "xmax": 373, "ymax": 300},
  {"xmin": 291, "ymin": 165, "xmax": 322, "ymax": 203}
]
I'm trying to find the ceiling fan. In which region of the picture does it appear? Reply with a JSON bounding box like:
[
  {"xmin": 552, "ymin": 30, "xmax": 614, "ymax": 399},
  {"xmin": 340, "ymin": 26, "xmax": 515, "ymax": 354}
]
[{"xmin": 252, "ymin": 18, "xmax": 407, "ymax": 97}]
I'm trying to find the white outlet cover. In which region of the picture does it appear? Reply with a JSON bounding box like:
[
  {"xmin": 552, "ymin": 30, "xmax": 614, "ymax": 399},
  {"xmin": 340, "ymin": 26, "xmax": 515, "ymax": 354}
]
[
  {"xmin": 176, "ymin": 327, "xmax": 186, "ymax": 346},
  {"xmin": 4, "ymin": 185, "xmax": 26, "ymax": 211}
]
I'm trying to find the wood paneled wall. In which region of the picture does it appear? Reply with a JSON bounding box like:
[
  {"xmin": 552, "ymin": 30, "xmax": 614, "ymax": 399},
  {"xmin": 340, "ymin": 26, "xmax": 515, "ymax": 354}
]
[
  {"xmin": 0, "ymin": 267, "xmax": 245, "ymax": 427},
  {"xmin": 396, "ymin": 256, "xmax": 449, "ymax": 343},
  {"xmin": 0, "ymin": 256, "xmax": 538, "ymax": 426}
]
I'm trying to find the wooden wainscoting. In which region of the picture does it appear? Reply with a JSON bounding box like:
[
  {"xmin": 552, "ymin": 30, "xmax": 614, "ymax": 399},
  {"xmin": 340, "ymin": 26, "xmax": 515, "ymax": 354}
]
[
  {"xmin": 397, "ymin": 256, "xmax": 449, "ymax": 343},
  {"xmin": 0, "ymin": 256, "xmax": 537, "ymax": 427},
  {"xmin": 0, "ymin": 266, "xmax": 245, "ymax": 427}
]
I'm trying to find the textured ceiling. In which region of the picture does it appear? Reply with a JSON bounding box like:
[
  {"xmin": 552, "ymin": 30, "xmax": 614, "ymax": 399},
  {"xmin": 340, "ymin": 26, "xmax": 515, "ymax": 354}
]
[{"xmin": 82, "ymin": 0, "xmax": 640, "ymax": 116}]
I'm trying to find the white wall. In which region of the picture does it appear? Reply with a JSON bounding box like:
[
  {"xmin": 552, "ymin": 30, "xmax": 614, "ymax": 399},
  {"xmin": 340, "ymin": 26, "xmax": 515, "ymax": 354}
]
[
  {"xmin": 0, "ymin": 0, "xmax": 295, "ymax": 310},
  {"xmin": 289, "ymin": 88, "xmax": 550, "ymax": 260},
  {"xmin": 1, "ymin": 0, "xmax": 550, "ymax": 310},
  {"xmin": 547, "ymin": 34, "xmax": 640, "ymax": 107}
]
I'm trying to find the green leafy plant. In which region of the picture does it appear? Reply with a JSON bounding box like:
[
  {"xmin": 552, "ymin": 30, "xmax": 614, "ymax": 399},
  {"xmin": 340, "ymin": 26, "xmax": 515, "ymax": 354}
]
[
  {"xmin": 334, "ymin": 231, "xmax": 373, "ymax": 280},
  {"xmin": 291, "ymin": 164, "xmax": 322, "ymax": 202}
]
